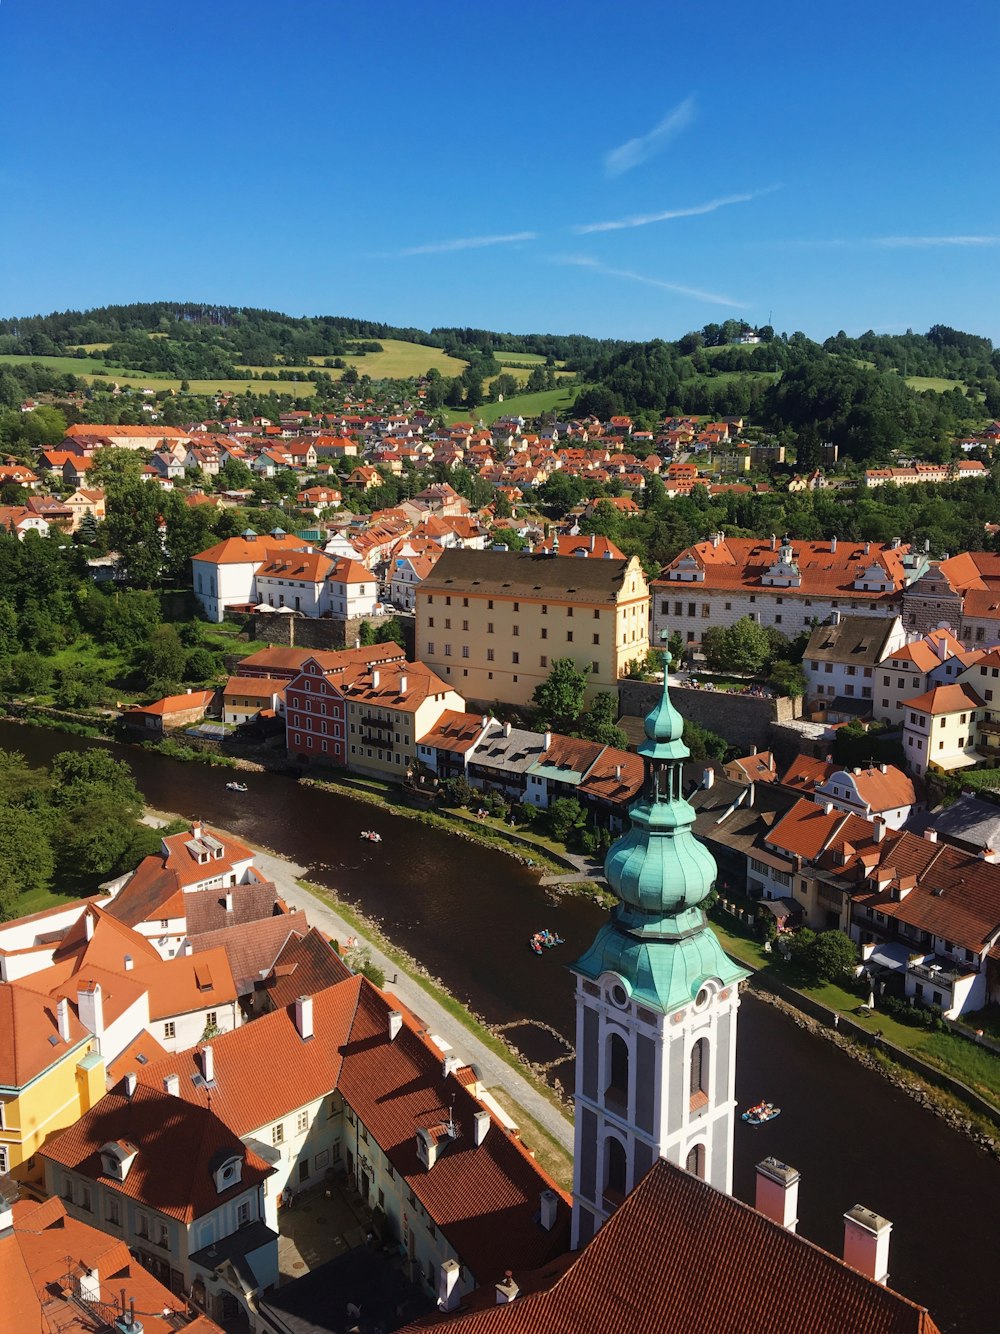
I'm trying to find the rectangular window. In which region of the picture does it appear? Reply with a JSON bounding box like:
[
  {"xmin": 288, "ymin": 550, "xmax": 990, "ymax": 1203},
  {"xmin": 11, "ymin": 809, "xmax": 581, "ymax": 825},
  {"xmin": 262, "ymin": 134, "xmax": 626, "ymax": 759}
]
[
  {"xmin": 238, "ymin": 1200, "xmax": 251, "ymax": 1225},
  {"xmin": 541, "ymin": 627, "xmax": 547, "ymax": 639},
  {"xmin": 542, "ymin": 604, "xmax": 548, "ymax": 614},
  {"xmin": 444, "ymin": 644, "xmax": 451, "ymax": 657},
  {"xmin": 487, "ymin": 648, "xmax": 495, "ymax": 662},
  {"xmin": 593, "ymin": 661, "xmax": 600, "ymax": 673},
  {"xmin": 444, "ymin": 618, "xmax": 451, "ymax": 629},
  {"xmin": 567, "ymin": 631, "xmax": 574, "ymax": 643},
  {"xmin": 593, "ymin": 633, "xmax": 600, "ymax": 645},
  {"xmin": 540, "ymin": 656, "xmax": 547, "ymax": 668},
  {"xmin": 688, "ymin": 603, "xmax": 696, "ymax": 617},
  {"xmin": 567, "ymin": 606, "xmax": 573, "ymax": 617},
  {"xmin": 514, "ymin": 602, "xmax": 519, "ymax": 611},
  {"xmin": 462, "ymin": 645, "xmax": 469, "ymax": 658},
  {"xmin": 107, "ymin": 1195, "xmax": 120, "ymax": 1225},
  {"xmin": 164, "ymin": 1022, "xmax": 175, "ymax": 1040},
  {"xmin": 512, "ymin": 624, "xmax": 519, "ymax": 636},
  {"xmin": 462, "ymin": 620, "xmax": 468, "ymax": 631},
  {"xmin": 512, "ymin": 651, "xmax": 519, "ymax": 664},
  {"xmin": 428, "ymin": 617, "xmax": 434, "ymax": 628},
  {"xmin": 272, "ymin": 1122, "xmax": 285, "ymax": 1145},
  {"xmin": 297, "ymin": 1109, "xmax": 309, "ymax": 1133},
  {"xmin": 426, "ymin": 642, "xmax": 434, "ymax": 655},
  {"xmin": 487, "ymin": 622, "xmax": 494, "ymax": 634}
]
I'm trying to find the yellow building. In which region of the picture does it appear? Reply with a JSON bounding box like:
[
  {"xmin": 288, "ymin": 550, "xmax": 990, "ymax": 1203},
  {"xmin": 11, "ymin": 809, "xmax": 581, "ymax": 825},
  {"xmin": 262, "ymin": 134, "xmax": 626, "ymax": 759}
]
[
  {"xmin": 415, "ymin": 549, "xmax": 650, "ymax": 708},
  {"xmin": 0, "ymin": 982, "xmax": 105, "ymax": 1181},
  {"xmin": 340, "ymin": 658, "xmax": 465, "ymax": 782}
]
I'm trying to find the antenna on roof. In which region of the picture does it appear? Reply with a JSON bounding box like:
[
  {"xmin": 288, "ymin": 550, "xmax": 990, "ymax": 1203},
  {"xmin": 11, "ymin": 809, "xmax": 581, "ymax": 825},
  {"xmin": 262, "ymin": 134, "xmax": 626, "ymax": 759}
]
[{"xmin": 447, "ymin": 1096, "xmax": 456, "ymax": 1137}]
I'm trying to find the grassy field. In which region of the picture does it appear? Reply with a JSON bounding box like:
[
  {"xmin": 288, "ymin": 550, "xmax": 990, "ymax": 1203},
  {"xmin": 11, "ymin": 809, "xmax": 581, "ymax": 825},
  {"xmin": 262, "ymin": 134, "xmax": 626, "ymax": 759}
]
[
  {"xmin": 305, "ymin": 338, "xmax": 468, "ymax": 380},
  {"xmin": 442, "ymin": 383, "xmax": 582, "ymax": 426},
  {"xmin": 905, "ymin": 375, "xmax": 968, "ymax": 393}
]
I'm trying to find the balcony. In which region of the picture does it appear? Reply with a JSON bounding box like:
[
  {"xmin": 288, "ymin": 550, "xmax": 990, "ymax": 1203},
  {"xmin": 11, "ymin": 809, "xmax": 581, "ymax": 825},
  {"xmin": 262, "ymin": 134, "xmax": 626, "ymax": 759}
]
[{"xmin": 908, "ymin": 957, "xmax": 972, "ymax": 989}]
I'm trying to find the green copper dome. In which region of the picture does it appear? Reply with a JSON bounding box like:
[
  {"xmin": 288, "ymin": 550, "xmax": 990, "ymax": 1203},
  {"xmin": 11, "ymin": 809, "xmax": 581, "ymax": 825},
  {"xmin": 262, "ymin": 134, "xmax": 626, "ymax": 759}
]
[
  {"xmin": 637, "ymin": 653, "xmax": 689, "ymax": 764},
  {"xmin": 573, "ymin": 634, "xmax": 748, "ymax": 1011}
]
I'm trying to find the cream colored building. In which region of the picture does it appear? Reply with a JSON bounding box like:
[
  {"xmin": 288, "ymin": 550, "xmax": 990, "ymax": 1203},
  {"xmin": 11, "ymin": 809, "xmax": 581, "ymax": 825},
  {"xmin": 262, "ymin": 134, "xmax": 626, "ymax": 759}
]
[
  {"xmin": 415, "ymin": 549, "xmax": 650, "ymax": 707},
  {"xmin": 340, "ymin": 658, "xmax": 465, "ymax": 782},
  {"xmin": 902, "ymin": 683, "xmax": 983, "ymax": 778}
]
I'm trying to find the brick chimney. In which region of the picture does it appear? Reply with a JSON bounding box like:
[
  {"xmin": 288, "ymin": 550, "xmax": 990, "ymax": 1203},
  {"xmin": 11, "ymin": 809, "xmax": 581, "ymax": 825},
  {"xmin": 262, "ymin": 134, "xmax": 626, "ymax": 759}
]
[
  {"xmin": 437, "ymin": 1259, "xmax": 461, "ymax": 1313},
  {"xmin": 539, "ymin": 1189, "xmax": 558, "ymax": 1231},
  {"xmin": 163, "ymin": 1073, "xmax": 180, "ymax": 1097},
  {"xmin": 77, "ymin": 981, "xmax": 104, "ymax": 1038},
  {"xmin": 201, "ymin": 1045, "xmax": 214, "ymax": 1083},
  {"xmin": 294, "ymin": 995, "xmax": 314, "ymax": 1041},
  {"xmin": 56, "ymin": 996, "xmax": 71, "ymax": 1042},
  {"xmin": 843, "ymin": 1205, "xmax": 892, "ymax": 1285},
  {"xmin": 755, "ymin": 1157, "xmax": 800, "ymax": 1232},
  {"xmin": 388, "ymin": 1010, "xmax": 403, "ymax": 1040}
]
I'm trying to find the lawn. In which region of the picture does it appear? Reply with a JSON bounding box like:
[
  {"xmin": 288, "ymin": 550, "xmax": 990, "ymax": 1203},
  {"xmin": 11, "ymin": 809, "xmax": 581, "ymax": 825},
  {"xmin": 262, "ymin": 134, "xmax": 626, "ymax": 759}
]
[
  {"xmin": 711, "ymin": 912, "xmax": 1000, "ymax": 1108},
  {"xmin": 441, "ymin": 383, "xmax": 584, "ymax": 426},
  {"xmin": 0, "ymin": 353, "xmax": 315, "ymax": 398}
]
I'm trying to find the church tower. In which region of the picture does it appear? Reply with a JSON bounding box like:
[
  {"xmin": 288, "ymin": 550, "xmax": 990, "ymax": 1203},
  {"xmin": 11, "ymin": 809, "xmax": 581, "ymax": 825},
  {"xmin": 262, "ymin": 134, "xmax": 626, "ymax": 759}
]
[{"xmin": 571, "ymin": 638, "xmax": 748, "ymax": 1248}]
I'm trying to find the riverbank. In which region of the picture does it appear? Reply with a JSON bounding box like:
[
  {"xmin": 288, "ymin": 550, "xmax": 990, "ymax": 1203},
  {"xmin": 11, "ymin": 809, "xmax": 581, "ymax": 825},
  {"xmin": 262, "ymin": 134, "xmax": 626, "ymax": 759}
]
[
  {"xmin": 144, "ymin": 806, "xmax": 576, "ymax": 1188},
  {"xmin": 2, "ymin": 708, "xmax": 604, "ymax": 887},
  {"xmin": 711, "ymin": 912, "xmax": 1000, "ymax": 1151}
]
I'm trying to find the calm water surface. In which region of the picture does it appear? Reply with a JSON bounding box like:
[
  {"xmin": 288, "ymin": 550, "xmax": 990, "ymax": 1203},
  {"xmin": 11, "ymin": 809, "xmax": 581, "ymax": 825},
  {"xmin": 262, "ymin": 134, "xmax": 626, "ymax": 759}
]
[{"xmin": 5, "ymin": 721, "xmax": 997, "ymax": 1331}]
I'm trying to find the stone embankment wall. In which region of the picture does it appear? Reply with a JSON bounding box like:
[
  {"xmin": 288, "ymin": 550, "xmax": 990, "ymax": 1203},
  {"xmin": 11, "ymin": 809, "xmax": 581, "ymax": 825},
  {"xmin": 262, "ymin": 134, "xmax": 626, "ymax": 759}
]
[{"xmin": 618, "ymin": 680, "xmax": 799, "ymax": 754}]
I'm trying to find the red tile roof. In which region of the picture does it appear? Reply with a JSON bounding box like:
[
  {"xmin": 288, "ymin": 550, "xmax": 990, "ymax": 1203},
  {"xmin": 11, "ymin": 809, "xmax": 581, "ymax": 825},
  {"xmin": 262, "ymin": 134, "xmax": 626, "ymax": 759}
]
[
  {"xmin": 41, "ymin": 1079, "xmax": 274, "ymax": 1223},
  {"xmin": 411, "ymin": 1157, "xmax": 940, "ymax": 1334},
  {"xmin": 902, "ymin": 683, "xmax": 983, "ymax": 716}
]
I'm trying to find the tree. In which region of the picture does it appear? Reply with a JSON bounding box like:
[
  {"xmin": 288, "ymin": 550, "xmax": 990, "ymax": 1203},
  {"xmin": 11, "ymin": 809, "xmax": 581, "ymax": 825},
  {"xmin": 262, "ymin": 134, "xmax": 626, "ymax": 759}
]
[
  {"xmin": 807, "ymin": 930, "xmax": 859, "ymax": 983},
  {"xmin": 546, "ymin": 796, "xmax": 584, "ymax": 843},
  {"xmin": 579, "ymin": 691, "xmax": 628, "ymax": 749},
  {"xmin": 532, "ymin": 657, "xmax": 589, "ymax": 733},
  {"xmin": 88, "ymin": 447, "xmax": 146, "ymax": 492},
  {"xmin": 357, "ymin": 619, "xmax": 377, "ymax": 647},
  {"xmin": 0, "ymin": 807, "xmax": 55, "ymax": 917},
  {"xmin": 103, "ymin": 481, "xmax": 163, "ymax": 586},
  {"xmin": 702, "ymin": 617, "xmax": 770, "ymax": 677},
  {"xmin": 375, "ymin": 618, "xmax": 405, "ymax": 647},
  {"xmin": 683, "ymin": 719, "xmax": 727, "ymax": 764},
  {"xmin": 185, "ymin": 647, "xmax": 219, "ymax": 681},
  {"xmin": 769, "ymin": 660, "xmax": 807, "ymax": 697},
  {"xmin": 140, "ymin": 624, "xmax": 187, "ymax": 692}
]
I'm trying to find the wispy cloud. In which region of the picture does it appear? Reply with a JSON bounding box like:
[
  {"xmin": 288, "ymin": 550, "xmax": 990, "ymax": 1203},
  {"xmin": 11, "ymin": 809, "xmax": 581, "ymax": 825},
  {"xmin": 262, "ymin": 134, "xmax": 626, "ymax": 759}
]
[
  {"xmin": 574, "ymin": 191, "xmax": 760, "ymax": 235},
  {"xmin": 391, "ymin": 231, "xmax": 537, "ymax": 257},
  {"xmin": 873, "ymin": 235, "xmax": 1000, "ymax": 248},
  {"xmin": 604, "ymin": 96, "xmax": 696, "ymax": 177},
  {"xmin": 555, "ymin": 255, "xmax": 747, "ymax": 309}
]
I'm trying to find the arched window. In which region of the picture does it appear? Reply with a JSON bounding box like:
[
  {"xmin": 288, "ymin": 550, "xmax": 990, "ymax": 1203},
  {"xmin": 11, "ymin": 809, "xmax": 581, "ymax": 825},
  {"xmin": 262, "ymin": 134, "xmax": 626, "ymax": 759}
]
[
  {"xmin": 690, "ymin": 1037, "xmax": 709, "ymax": 1114},
  {"xmin": 685, "ymin": 1143, "xmax": 706, "ymax": 1179},
  {"xmin": 605, "ymin": 1033, "xmax": 629, "ymax": 1114},
  {"xmin": 604, "ymin": 1136, "xmax": 627, "ymax": 1207}
]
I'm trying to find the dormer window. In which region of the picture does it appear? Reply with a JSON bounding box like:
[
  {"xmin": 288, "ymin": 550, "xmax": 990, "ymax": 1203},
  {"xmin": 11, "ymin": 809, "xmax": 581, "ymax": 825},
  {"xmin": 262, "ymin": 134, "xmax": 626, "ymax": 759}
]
[{"xmin": 210, "ymin": 1150, "xmax": 243, "ymax": 1194}]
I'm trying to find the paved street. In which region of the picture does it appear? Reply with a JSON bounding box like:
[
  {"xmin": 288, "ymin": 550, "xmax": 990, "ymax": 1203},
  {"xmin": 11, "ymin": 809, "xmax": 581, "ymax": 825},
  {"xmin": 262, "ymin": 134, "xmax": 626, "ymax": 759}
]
[{"xmin": 247, "ymin": 846, "xmax": 575, "ymax": 1154}]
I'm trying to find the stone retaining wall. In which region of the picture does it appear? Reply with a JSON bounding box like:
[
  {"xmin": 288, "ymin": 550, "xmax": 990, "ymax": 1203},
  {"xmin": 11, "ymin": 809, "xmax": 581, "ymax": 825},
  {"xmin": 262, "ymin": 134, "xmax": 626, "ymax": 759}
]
[{"xmin": 618, "ymin": 680, "xmax": 799, "ymax": 753}]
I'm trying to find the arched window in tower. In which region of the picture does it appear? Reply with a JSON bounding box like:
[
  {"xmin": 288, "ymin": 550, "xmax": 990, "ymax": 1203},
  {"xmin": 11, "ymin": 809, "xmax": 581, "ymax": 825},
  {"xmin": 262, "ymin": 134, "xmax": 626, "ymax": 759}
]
[
  {"xmin": 685, "ymin": 1143, "xmax": 706, "ymax": 1179},
  {"xmin": 603, "ymin": 1135, "xmax": 627, "ymax": 1208},
  {"xmin": 605, "ymin": 1032, "xmax": 629, "ymax": 1115},
  {"xmin": 690, "ymin": 1036, "xmax": 709, "ymax": 1115}
]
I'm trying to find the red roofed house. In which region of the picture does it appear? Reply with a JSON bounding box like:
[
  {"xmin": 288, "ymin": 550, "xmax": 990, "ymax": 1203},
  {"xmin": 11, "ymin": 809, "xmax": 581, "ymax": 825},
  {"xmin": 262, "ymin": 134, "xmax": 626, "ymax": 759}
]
[
  {"xmin": 653, "ymin": 535, "xmax": 928, "ymax": 649},
  {"xmin": 121, "ymin": 688, "xmax": 218, "ymax": 736},
  {"xmin": 102, "ymin": 822, "xmax": 277, "ymax": 960},
  {"xmin": 40, "ymin": 1078, "xmax": 277, "ymax": 1326},
  {"xmin": 191, "ymin": 530, "xmax": 316, "ymax": 621},
  {"xmin": 0, "ymin": 1184, "xmax": 225, "ymax": 1334},
  {"xmin": 133, "ymin": 975, "xmax": 570, "ymax": 1314},
  {"xmin": 901, "ymin": 683, "xmax": 983, "ymax": 777}
]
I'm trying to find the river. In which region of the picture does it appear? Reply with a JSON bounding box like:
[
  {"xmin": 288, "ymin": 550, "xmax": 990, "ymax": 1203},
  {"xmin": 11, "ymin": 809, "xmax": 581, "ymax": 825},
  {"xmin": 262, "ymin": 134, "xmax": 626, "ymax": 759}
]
[{"xmin": 4, "ymin": 720, "xmax": 997, "ymax": 1331}]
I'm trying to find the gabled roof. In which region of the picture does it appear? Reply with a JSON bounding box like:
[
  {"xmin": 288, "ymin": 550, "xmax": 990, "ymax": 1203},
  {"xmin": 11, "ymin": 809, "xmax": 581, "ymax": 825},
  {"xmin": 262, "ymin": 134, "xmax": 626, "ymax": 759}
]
[
  {"xmin": 804, "ymin": 615, "xmax": 900, "ymax": 665},
  {"xmin": 259, "ymin": 926, "xmax": 353, "ymax": 1009},
  {"xmin": 41, "ymin": 1079, "xmax": 274, "ymax": 1222},
  {"xmin": 3, "ymin": 1196, "xmax": 225, "ymax": 1334},
  {"xmin": 417, "ymin": 711, "xmax": 492, "ymax": 755},
  {"xmin": 0, "ymin": 981, "xmax": 90, "ymax": 1088},
  {"xmin": 656, "ymin": 537, "xmax": 916, "ymax": 600},
  {"xmin": 410, "ymin": 1157, "xmax": 940, "ymax": 1334},
  {"xmin": 766, "ymin": 799, "xmax": 877, "ymax": 864},
  {"xmin": 190, "ymin": 909, "xmax": 310, "ymax": 995},
  {"xmin": 131, "ymin": 946, "xmax": 237, "ymax": 1019}
]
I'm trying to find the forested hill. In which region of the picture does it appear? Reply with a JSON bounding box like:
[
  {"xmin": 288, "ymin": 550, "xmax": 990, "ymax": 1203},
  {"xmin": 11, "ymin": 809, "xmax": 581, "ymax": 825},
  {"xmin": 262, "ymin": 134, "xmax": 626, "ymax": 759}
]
[
  {"xmin": 0, "ymin": 303, "xmax": 621, "ymax": 373},
  {"xmin": 0, "ymin": 303, "xmax": 998, "ymax": 463}
]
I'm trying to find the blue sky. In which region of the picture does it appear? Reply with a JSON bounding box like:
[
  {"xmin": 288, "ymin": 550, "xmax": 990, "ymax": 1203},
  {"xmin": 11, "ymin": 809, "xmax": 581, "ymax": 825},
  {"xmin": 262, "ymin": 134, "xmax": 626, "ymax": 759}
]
[{"xmin": 1, "ymin": 0, "xmax": 998, "ymax": 342}]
